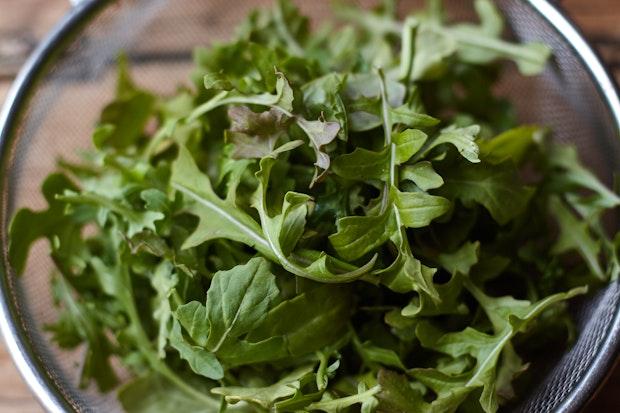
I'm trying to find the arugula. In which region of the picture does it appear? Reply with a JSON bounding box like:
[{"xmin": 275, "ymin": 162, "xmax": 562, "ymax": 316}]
[{"xmin": 9, "ymin": 1, "xmax": 620, "ymax": 413}]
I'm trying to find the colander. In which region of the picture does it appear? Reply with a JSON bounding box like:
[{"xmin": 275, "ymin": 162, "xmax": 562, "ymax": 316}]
[{"xmin": 0, "ymin": 0, "xmax": 619, "ymax": 412}]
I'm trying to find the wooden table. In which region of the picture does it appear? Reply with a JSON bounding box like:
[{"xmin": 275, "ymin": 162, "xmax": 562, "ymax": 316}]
[{"xmin": 0, "ymin": 1, "xmax": 619, "ymax": 412}]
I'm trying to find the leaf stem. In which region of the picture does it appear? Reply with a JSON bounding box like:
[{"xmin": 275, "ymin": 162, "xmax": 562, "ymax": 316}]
[
  {"xmin": 307, "ymin": 385, "xmax": 381, "ymax": 410},
  {"xmin": 273, "ymin": 0, "xmax": 305, "ymax": 57},
  {"xmin": 120, "ymin": 267, "xmax": 219, "ymax": 408},
  {"xmin": 377, "ymin": 69, "xmax": 398, "ymax": 209},
  {"xmin": 377, "ymin": 69, "xmax": 392, "ymax": 147}
]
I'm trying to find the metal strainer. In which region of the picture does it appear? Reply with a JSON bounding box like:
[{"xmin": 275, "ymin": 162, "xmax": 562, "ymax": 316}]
[{"xmin": 0, "ymin": 1, "xmax": 619, "ymax": 412}]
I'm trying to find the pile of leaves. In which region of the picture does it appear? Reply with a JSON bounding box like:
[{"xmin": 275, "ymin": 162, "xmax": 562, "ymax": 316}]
[{"xmin": 9, "ymin": 1, "xmax": 620, "ymax": 412}]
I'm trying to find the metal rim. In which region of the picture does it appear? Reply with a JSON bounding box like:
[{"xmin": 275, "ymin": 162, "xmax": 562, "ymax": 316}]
[
  {"xmin": 524, "ymin": 2, "xmax": 620, "ymax": 411},
  {"xmin": 0, "ymin": 1, "xmax": 110, "ymax": 412},
  {"xmin": 0, "ymin": 1, "xmax": 618, "ymax": 412}
]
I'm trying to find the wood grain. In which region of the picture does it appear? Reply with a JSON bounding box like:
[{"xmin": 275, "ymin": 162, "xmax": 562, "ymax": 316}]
[{"xmin": 0, "ymin": 1, "xmax": 619, "ymax": 412}]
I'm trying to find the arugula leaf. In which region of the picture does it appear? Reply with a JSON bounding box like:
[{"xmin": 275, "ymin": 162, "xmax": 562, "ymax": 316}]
[
  {"xmin": 353, "ymin": 333, "xmax": 406, "ymax": 371},
  {"xmin": 150, "ymin": 261, "xmax": 177, "ymax": 358},
  {"xmin": 245, "ymin": 284, "xmax": 353, "ymax": 357},
  {"xmin": 546, "ymin": 145, "xmax": 620, "ymax": 213},
  {"xmin": 330, "ymin": 72, "xmax": 448, "ymax": 301},
  {"xmin": 58, "ymin": 191, "xmax": 164, "ymax": 237},
  {"xmin": 119, "ymin": 373, "xmax": 223, "ymax": 413},
  {"xmin": 478, "ymin": 125, "xmax": 545, "ymax": 165},
  {"xmin": 46, "ymin": 275, "xmax": 119, "ymax": 392},
  {"xmin": 306, "ymin": 384, "xmax": 381, "ymax": 412},
  {"xmin": 97, "ymin": 55, "xmax": 156, "ymax": 149},
  {"xmin": 189, "ymin": 70, "xmax": 294, "ymax": 121},
  {"xmin": 302, "ymin": 73, "xmax": 349, "ymax": 140},
  {"xmin": 226, "ymin": 105, "xmax": 293, "ymax": 158},
  {"xmin": 438, "ymin": 241, "xmax": 480, "ymax": 276},
  {"xmin": 169, "ymin": 320, "xmax": 224, "ymax": 380},
  {"xmin": 253, "ymin": 156, "xmax": 378, "ymax": 282},
  {"xmin": 204, "ymin": 257, "xmax": 279, "ymax": 351},
  {"xmin": 9, "ymin": 173, "xmax": 80, "ymax": 275},
  {"xmin": 376, "ymin": 369, "xmax": 426, "ymax": 413},
  {"xmin": 171, "ymin": 145, "xmax": 275, "ymax": 258},
  {"xmin": 550, "ymin": 197, "xmax": 604, "ymax": 280},
  {"xmin": 438, "ymin": 161, "xmax": 533, "ymax": 225},
  {"xmin": 212, "ymin": 366, "xmax": 315, "ymax": 409},
  {"xmin": 296, "ymin": 116, "xmax": 341, "ymax": 185},
  {"xmin": 422, "ymin": 125, "xmax": 481, "ymax": 163},
  {"xmin": 412, "ymin": 284, "xmax": 586, "ymax": 412},
  {"xmin": 332, "ymin": 146, "xmax": 390, "ymax": 182}
]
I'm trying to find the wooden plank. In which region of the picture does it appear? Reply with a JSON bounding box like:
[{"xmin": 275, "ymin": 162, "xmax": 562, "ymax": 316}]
[
  {"xmin": 563, "ymin": 0, "xmax": 620, "ymax": 39},
  {"xmin": 0, "ymin": 345, "xmax": 42, "ymax": 412},
  {"xmin": 0, "ymin": 0, "xmax": 68, "ymax": 78}
]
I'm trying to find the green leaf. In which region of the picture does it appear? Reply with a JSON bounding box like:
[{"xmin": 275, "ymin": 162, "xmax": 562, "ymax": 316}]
[
  {"xmin": 169, "ymin": 321, "xmax": 224, "ymax": 380},
  {"xmin": 214, "ymin": 336, "xmax": 287, "ymax": 367},
  {"xmin": 376, "ymin": 369, "xmax": 426, "ymax": 413},
  {"xmin": 329, "ymin": 185, "xmax": 449, "ymax": 263},
  {"xmin": 246, "ymin": 285, "xmax": 353, "ymax": 357},
  {"xmin": 478, "ymin": 125, "xmax": 544, "ymax": 165},
  {"xmin": 175, "ymin": 301, "xmax": 209, "ymax": 348},
  {"xmin": 332, "ymin": 147, "xmax": 390, "ymax": 181},
  {"xmin": 474, "ymin": 0, "xmax": 503, "ymax": 36},
  {"xmin": 411, "ymin": 25, "xmax": 457, "ymax": 80},
  {"xmin": 149, "ymin": 261, "xmax": 178, "ymax": 358},
  {"xmin": 394, "ymin": 189, "xmax": 451, "ymax": 228},
  {"xmin": 423, "ymin": 125, "xmax": 481, "ymax": 163},
  {"xmin": 253, "ymin": 156, "xmax": 377, "ymax": 282},
  {"xmin": 302, "ymin": 73, "xmax": 349, "ymax": 140},
  {"xmin": 307, "ymin": 384, "xmax": 381, "ymax": 412},
  {"xmin": 189, "ymin": 70, "xmax": 294, "ymax": 121},
  {"xmin": 401, "ymin": 272, "xmax": 468, "ymax": 318},
  {"xmin": 58, "ymin": 191, "xmax": 164, "ymax": 238},
  {"xmin": 329, "ymin": 208, "xmax": 394, "ymax": 261},
  {"xmin": 175, "ymin": 260, "xmax": 291, "ymax": 367},
  {"xmin": 401, "ymin": 161, "xmax": 444, "ymax": 190},
  {"xmin": 429, "ymin": 0, "xmax": 551, "ymax": 76},
  {"xmin": 353, "ymin": 335, "xmax": 406, "ymax": 371},
  {"xmin": 437, "ymin": 241, "xmax": 480, "ymax": 276},
  {"xmin": 296, "ymin": 117, "xmax": 341, "ymax": 186},
  {"xmin": 547, "ymin": 145, "xmax": 620, "ymax": 213},
  {"xmin": 204, "ymin": 257, "xmax": 279, "ymax": 351},
  {"xmin": 278, "ymin": 192, "xmax": 312, "ymax": 256},
  {"xmin": 344, "ymin": 73, "xmax": 405, "ymax": 108},
  {"xmin": 211, "ymin": 366, "xmax": 315, "ymax": 409},
  {"xmin": 550, "ymin": 196, "xmax": 604, "ymax": 280},
  {"xmin": 119, "ymin": 373, "xmax": 223, "ymax": 413},
  {"xmin": 46, "ymin": 275, "xmax": 119, "ymax": 392},
  {"xmin": 413, "ymin": 284, "xmax": 586, "ymax": 413},
  {"xmin": 97, "ymin": 55, "xmax": 156, "ymax": 149},
  {"xmin": 226, "ymin": 105, "xmax": 292, "ymax": 159},
  {"xmin": 9, "ymin": 173, "xmax": 79, "ymax": 275},
  {"xmin": 171, "ymin": 145, "xmax": 275, "ymax": 258},
  {"xmin": 203, "ymin": 72, "xmax": 233, "ymax": 90},
  {"xmin": 389, "ymin": 104, "xmax": 440, "ymax": 129},
  {"xmin": 438, "ymin": 162, "xmax": 533, "ymax": 225},
  {"xmin": 393, "ymin": 129, "xmax": 428, "ymax": 164},
  {"xmin": 449, "ymin": 25, "xmax": 551, "ymax": 76},
  {"xmin": 375, "ymin": 233, "xmax": 438, "ymax": 298}
]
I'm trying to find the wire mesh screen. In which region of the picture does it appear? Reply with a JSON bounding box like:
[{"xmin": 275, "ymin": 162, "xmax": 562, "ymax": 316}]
[{"xmin": 1, "ymin": 0, "xmax": 619, "ymax": 412}]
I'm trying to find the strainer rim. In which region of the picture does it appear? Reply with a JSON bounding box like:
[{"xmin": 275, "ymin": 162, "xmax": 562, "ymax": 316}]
[
  {"xmin": 521, "ymin": 2, "xmax": 620, "ymax": 411},
  {"xmin": 0, "ymin": 1, "xmax": 113, "ymax": 412}
]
